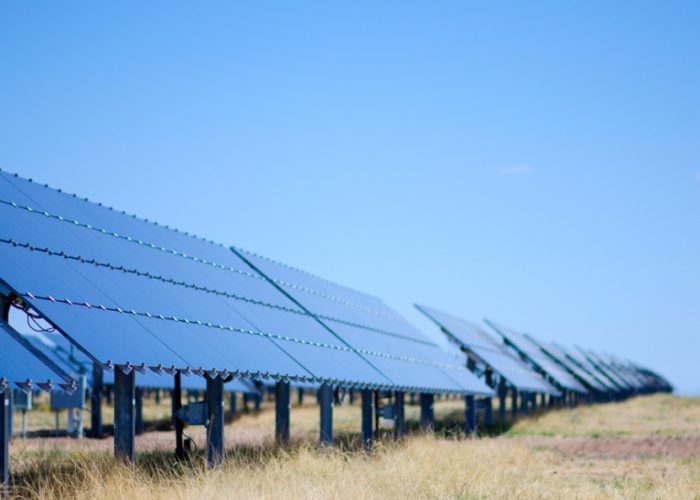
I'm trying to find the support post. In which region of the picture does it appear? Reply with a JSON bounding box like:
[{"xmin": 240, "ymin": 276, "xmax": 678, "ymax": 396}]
[
  {"xmin": 319, "ymin": 383, "xmax": 333, "ymax": 445},
  {"xmin": 90, "ymin": 362, "xmax": 103, "ymax": 438},
  {"xmin": 206, "ymin": 377, "xmax": 225, "ymax": 468},
  {"xmin": 275, "ymin": 381, "xmax": 290, "ymax": 445},
  {"xmin": 511, "ymin": 389, "xmax": 518, "ymax": 420},
  {"xmin": 135, "ymin": 387, "xmax": 144, "ymax": 435},
  {"xmin": 173, "ymin": 372, "xmax": 185, "ymax": 460},
  {"xmin": 230, "ymin": 392, "xmax": 237, "ymax": 416},
  {"xmin": 1, "ymin": 390, "xmax": 9, "ymax": 496},
  {"xmin": 297, "ymin": 388, "xmax": 304, "ymax": 406},
  {"xmin": 361, "ymin": 389, "xmax": 374, "ymax": 449},
  {"xmin": 530, "ymin": 392, "xmax": 537, "ymax": 413},
  {"xmin": 419, "ymin": 393, "xmax": 434, "ymax": 431},
  {"xmin": 465, "ymin": 395, "xmax": 477, "ymax": 435},
  {"xmin": 520, "ymin": 391, "xmax": 529, "ymax": 415},
  {"xmin": 114, "ymin": 367, "xmax": 136, "ymax": 464},
  {"xmin": 498, "ymin": 380, "xmax": 507, "ymax": 423},
  {"xmin": 483, "ymin": 397, "xmax": 493, "ymax": 428},
  {"xmin": 394, "ymin": 391, "xmax": 406, "ymax": 439}
]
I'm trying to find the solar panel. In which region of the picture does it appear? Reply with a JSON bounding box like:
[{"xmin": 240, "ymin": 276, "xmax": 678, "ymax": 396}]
[
  {"xmin": 484, "ymin": 319, "xmax": 588, "ymax": 394},
  {"xmin": 0, "ymin": 171, "xmax": 391, "ymax": 389},
  {"xmin": 0, "ymin": 170, "xmax": 491, "ymax": 395},
  {"xmin": 23, "ymin": 331, "xmax": 259, "ymax": 393},
  {"xmin": 233, "ymin": 249, "xmax": 493, "ymax": 395},
  {"xmin": 583, "ymin": 350, "xmax": 636, "ymax": 391},
  {"xmin": 523, "ymin": 334, "xmax": 609, "ymax": 393},
  {"xmin": 574, "ymin": 348, "xmax": 630, "ymax": 391},
  {"xmin": 415, "ymin": 304, "xmax": 559, "ymax": 395},
  {"xmin": 0, "ymin": 320, "xmax": 76, "ymax": 393},
  {"xmin": 549, "ymin": 342, "xmax": 618, "ymax": 392}
]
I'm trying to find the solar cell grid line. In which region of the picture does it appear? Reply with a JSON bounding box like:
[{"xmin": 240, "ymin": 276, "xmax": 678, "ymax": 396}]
[
  {"xmin": 484, "ymin": 319, "xmax": 588, "ymax": 394},
  {"xmin": 414, "ymin": 304, "xmax": 560, "ymax": 395},
  {"xmin": 0, "ymin": 170, "xmax": 394, "ymax": 390},
  {"xmin": 522, "ymin": 334, "xmax": 609, "ymax": 393},
  {"xmin": 550, "ymin": 342, "xmax": 619, "ymax": 392},
  {"xmin": 232, "ymin": 248, "xmax": 494, "ymax": 396}
]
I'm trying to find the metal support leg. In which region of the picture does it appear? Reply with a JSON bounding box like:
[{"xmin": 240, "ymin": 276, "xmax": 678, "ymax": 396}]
[
  {"xmin": 206, "ymin": 377, "xmax": 224, "ymax": 467},
  {"xmin": 173, "ymin": 372, "xmax": 185, "ymax": 460},
  {"xmin": 114, "ymin": 368, "xmax": 136, "ymax": 463},
  {"xmin": 275, "ymin": 381, "xmax": 290, "ymax": 445},
  {"xmin": 91, "ymin": 362, "xmax": 103, "ymax": 438},
  {"xmin": 520, "ymin": 391, "xmax": 529, "ymax": 415},
  {"xmin": 498, "ymin": 380, "xmax": 507, "ymax": 423},
  {"xmin": 230, "ymin": 392, "xmax": 237, "ymax": 416},
  {"xmin": 530, "ymin": 392, "xmax": 537, "ymax": 413},
  {"xmin": 297, "ymin": 388, "xmax": 304, "ymax": 406},
  {"xmin": 419, "ymin": 393, "xmax": 434, "ymax": 431},
  {"xmin": 361, "ymin": 389, "xmax": 374, "ymax": 449},
  {"xmin": 135, "ymin": 387, "xmax": 144, "ymax": 435},
  {"xmin": 319, "ymin": 383, "xmax": 333, "ymax": 445},
  {"xmin": 465, "ymin": 395, "xmax": 477, "ymax": 435},
  {"xmin": 394, "ymin": 391, "xmax": 405, "ymax": 439},
  {"xmin": 1, "ymin": 390, "xmax": 9, "ymax": 496},
  {"xmin": 511, "ymin": 389, "xmax": 518, "ymax": 420},
  {"xmin": 484, "ymin": 397, "xmax": 493, "ymax": 428}
]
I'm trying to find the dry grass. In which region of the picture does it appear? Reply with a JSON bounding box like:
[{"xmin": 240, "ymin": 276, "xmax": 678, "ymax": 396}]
[{"xmin": 7, "ymin": 394, "xmax": 700, "ymax": 499}]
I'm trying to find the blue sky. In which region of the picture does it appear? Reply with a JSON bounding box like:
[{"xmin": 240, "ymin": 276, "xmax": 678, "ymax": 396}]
[{"xmin": 1, "ymin": 1, "xmax": 698, "ymax": 394}]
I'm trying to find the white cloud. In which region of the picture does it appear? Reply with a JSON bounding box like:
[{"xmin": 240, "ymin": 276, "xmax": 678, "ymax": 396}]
[{"xmin": 499, "ymin": 164, "xmax": 535, "ymax": 176}]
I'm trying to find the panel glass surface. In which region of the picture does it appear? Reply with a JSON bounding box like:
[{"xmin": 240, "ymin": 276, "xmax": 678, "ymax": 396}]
[
  {"xmin": 485, "ymin": 319, "xmax": 588, "ymax": 393},
  {"xmin": 550, "ymin": 343, "xmax": 618, "ymax": 391},
  {"xmin": 416, "ymin": 305, "xmax": 559, "ymax": 394},
  {"xmin": 0, "ymin": 171, "xmax": 394, "ymax": 388},
  {"xmin": 583, "ymin": 350, "xmax": 635, "ymax": 390},
  {"xmin": 0, "ymin": 322, "xmax": 75, "ymax": 392},
  {"xmin": 524, "ymin": 334, "xmax": 609, "ymax": 392},
  {"xmin": 232, "ymin": 249, "xmax": 493, "ymax": 395}
]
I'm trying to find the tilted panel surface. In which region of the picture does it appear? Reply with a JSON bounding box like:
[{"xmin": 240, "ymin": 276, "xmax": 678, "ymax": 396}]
[
  {"xmin": 415, "ymin": 304, "xmax": 559, "ymax": 394},
  {"xmin": 233, "ymin": 249, "xmax": 493, "ymax": 395},
  {"xmin": 0, "ymin": 171, "xmax": 392, "ymax": 389},
  {"xmin": 0, "ymin": 321, "xmax": 76, "ymax": 392},
  {"xmin": 24, "ymin": 331, "xmax": 258, "ymax": 392},
  {"xmin": 575, "ymin": 348, "xmax": 629, "ymax": 391},
  {"xmin": 595, "ymin": 352, "xmax": 644, "ymax": 389},
  {"xmin": 485, "ymin": 319, "xmax": 588, "ymax": 393},
  {"xmin": 584, "ymin": 350, "xmax": 635, "ymax": 390},
  {"xmin": 523, "ymin": 334, "xmax": 609, "ymax": 393},
  {"xmin": 551, "ymin": 342, "xmax": 618, "ymax": 391}
]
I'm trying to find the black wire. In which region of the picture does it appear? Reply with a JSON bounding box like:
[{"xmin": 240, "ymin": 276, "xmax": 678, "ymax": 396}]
[{"xmin": 11, "ymin": 301, "xmax": 56, "ymax": 333}]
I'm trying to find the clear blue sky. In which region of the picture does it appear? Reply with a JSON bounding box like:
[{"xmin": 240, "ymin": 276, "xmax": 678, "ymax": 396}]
[{"xmin": 1, "ymin": 2, "xmax": 698, "ymax": 394}]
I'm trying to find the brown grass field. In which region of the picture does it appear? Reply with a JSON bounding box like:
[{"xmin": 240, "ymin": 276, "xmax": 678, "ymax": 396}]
[{"xmin": 7, "ymin": 393, "xmax": 700, "ymax": 499}]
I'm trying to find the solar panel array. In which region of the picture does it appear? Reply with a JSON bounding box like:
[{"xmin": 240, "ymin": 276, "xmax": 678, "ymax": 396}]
[
  {"xmin": 550, "ymin": 342, "xmax": 619, "ymax": 392},
  {"xmin": 415, "ymin": 305, "xmax": 559, "ymax": 395},
  {"xmin": 523, "ymin": 334, "xmax": 608, "ymax": 392},
  {"xmin": 0, "ymin": 171, "xmax": 491, "ymax": 395},
  {"xmin": 234, "ymin": 250, "xmax": 493, "ymax": 395},
  {"xmin": 484, "ymin": 319, "xmax": 588, "ymax": 393},
  {"xmin": 582, "ymin": 349, "xmax": 637, "ymax": 391}
]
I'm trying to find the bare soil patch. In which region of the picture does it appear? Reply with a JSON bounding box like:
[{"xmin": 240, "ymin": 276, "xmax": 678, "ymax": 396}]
[{"xmin": 518, "ymin": 434, "xmax": 700, "ymax": 459}]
